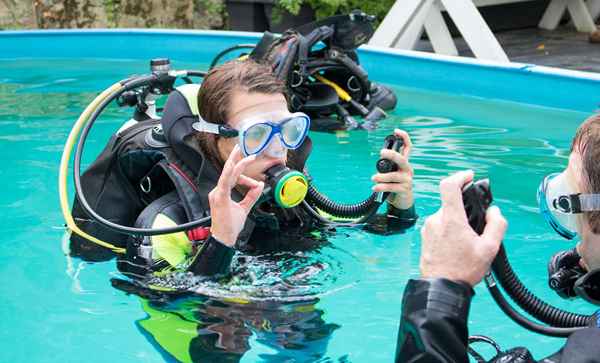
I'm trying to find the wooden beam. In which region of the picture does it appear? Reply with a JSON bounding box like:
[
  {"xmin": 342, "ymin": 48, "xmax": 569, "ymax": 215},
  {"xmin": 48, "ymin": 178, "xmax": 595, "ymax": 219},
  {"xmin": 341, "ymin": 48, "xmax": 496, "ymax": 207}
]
[
  {"xmin": 567, "ymin": 0, "xmax": 597, "ymax": 32},
  {"xmin": 441, "ymin": 0, "xmax": 509, "ymax": 61},
  {"xmin": 424, "ymin": 1, "xmax": 459, "ymax": 55},
  {"xmin": 369, "ymin": 0, "xmax": 426, "ymax": 47}
]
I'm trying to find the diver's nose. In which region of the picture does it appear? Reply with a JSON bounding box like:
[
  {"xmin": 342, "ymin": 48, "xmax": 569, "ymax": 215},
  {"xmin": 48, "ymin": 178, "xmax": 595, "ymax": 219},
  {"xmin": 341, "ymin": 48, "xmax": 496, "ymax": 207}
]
[{"xmin": 264, "ymin": 134, "xmax": 286, "ymax": 158}]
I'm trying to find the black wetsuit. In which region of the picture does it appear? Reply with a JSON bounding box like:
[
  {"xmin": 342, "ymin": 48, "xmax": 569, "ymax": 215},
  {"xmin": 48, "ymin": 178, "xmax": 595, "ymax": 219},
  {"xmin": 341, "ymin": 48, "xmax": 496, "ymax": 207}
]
[
  {"xmin": 122, "ymin": 136, "xmax": 417, "ymax": 278},
  {"xmin": 395, "ymin": 278, "xmax": 600, "ymax": 363}
]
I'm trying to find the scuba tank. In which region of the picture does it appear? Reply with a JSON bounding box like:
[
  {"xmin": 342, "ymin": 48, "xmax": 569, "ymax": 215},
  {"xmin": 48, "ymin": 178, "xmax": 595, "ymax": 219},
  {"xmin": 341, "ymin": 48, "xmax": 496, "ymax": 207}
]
[{"xmin": 209, "ymin": 11, "xmax": 398, "ymax": 132}]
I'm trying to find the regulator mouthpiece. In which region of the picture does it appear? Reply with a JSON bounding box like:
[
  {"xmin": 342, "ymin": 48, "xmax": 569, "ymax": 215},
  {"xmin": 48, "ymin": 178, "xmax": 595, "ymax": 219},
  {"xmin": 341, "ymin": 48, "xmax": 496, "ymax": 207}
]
[{"xmin": 264, "ymin": 164, "xmax": 308, "ymax": 208}]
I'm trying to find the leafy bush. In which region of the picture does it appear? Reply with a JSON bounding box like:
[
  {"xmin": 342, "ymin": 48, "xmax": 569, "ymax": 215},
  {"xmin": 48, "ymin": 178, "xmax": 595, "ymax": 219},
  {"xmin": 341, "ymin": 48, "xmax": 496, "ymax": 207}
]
[{"xmin": 276, "ymin": 0, "xmax": 396, "ymax": 23}]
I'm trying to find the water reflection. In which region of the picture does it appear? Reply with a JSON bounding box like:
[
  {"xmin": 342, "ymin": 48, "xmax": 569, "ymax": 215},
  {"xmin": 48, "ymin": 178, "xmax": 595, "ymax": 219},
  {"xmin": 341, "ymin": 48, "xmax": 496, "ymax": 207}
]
[
  {"xmin": 111, "ymin": 242, "xmax": 358, "ymax": 362},
  {"xmin": 114, "ymin": 282, "xmax": 340, "ymax": 363}
]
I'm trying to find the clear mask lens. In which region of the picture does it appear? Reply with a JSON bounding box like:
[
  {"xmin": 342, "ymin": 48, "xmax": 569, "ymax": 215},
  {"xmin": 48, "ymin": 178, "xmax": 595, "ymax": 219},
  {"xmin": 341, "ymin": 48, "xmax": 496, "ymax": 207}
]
[
  {"xmin": 281, "ymin": 115, "xmax": 309, "ymax": 148},
  {"xmin": 239, "ymin": 113, "xmax": 310, "ymax": 156},
  {"xmin": 243, "ymin": 123, "xmax": 272, "ymax": 155},
  {"xmin": 537, "ymin": 172, "xmax": 579, "ymax": 239}
]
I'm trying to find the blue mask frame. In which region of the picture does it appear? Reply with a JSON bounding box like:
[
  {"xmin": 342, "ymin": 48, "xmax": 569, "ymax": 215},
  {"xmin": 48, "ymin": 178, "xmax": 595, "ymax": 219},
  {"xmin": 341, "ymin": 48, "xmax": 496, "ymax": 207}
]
[{"xmin": 239, "ymin": 112, "xmax": 310, "ymax": 157}]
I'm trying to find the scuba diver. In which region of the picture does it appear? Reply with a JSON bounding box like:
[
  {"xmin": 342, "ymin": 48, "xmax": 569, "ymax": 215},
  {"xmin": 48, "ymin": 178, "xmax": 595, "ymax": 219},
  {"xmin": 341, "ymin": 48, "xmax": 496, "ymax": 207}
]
[
  {"xmin": 62, "ymin": 58, "xmax": 417, "ymax": 283},
  {"xmin": 395, "ymin": 114, "xmax": 600, "ymax": 362},
  {"xmin": 59, "ymin": 56, "xmax": 414, "ymax": 363},
  {"xmin": 209, "ymin": 10, "xmax": 398, "ymax": 132},
  {"xmin": 118, "ymin": 59, "xmax": 415, "ymax": 280}
]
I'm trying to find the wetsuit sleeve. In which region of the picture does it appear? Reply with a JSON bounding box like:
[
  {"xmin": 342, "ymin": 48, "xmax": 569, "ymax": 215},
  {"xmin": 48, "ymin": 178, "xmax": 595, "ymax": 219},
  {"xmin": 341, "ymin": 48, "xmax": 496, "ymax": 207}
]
[
  {"xmin": 363, "ymin": 203, "xmax": 418, "ymax": 235},
  {"xmin": 396, "ymin": 278, "xmax": 473, "ymax": 363},
  {"xmin": 187, "ymin": 235, "xmax": 235, "ymax": 276},
  {"xmin": 539, "ymin": 326, "xmax": 600, "ymax": 363}
]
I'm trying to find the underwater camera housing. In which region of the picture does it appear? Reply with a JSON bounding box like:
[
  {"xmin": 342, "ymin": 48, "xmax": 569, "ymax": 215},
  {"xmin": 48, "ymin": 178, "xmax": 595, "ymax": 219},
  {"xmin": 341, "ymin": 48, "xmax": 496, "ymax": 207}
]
[{"xmin": 461, "ymin": 178, "xmax": 595, "ymax": 338}]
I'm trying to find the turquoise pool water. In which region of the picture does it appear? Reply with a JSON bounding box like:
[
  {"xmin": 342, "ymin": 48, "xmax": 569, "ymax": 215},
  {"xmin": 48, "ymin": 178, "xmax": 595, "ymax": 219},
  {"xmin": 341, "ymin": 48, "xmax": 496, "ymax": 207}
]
[{"xmin": 0, "ymin": 58, "xmax": 596, "ymax": 362}]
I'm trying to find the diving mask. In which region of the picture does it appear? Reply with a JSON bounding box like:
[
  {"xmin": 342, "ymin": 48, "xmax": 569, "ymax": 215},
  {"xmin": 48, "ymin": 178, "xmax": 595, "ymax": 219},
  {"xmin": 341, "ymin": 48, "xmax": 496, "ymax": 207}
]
[
  {"xmin": 191, "ymin": 112, "xmax": 310, "ymax": 158},
  {"xmin": 537, "ymin": 172, "xmax": 600, "ymax": 240},
  {"xmin": 238, "ymin": 112, "xmax": 310, "ymax": 157}
]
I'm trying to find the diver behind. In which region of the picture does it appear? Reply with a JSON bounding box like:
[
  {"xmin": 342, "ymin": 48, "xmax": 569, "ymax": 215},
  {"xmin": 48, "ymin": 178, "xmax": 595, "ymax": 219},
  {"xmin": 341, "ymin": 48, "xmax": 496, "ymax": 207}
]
[{"xmin": 396, "ymin": 114, "xmax": 600, "ymax": 363}]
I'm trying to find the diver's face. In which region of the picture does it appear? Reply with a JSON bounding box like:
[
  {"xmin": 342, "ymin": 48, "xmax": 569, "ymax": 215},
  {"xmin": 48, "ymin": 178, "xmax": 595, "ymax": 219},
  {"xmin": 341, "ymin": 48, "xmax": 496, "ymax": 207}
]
[
  {"xmin": 217, "ymin": 91, "xmax": 290, "ymax": 182},
  {"xmin": 566, "ymin": 151, "xmax": 600, "ymax": 270}
]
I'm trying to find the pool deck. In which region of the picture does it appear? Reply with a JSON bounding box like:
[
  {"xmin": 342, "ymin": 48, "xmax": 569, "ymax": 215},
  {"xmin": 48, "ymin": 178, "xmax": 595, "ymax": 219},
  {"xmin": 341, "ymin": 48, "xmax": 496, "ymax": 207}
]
[{"xmin": 416, "ymin": 24, "xmax": 600, "ymax": 74}]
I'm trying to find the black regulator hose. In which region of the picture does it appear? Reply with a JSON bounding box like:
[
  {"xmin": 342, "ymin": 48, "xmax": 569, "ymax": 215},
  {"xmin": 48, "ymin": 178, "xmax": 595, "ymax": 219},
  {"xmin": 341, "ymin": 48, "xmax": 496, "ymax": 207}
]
[
  {"xmin": 304, "ymin": 134, "xmax": 403, "ymax": 221},
  {"xmin": 463, "ymin": 180, "xmax": 592, "ymax": 338},
  {"xmin": 73, "ymin": 73, "xmax": 212, "ymax": 237},
  {"xmin": 209, "ymin": 44, "xmax": 257, "ymax": 70},
  {"xmin": 487, "ymin": 248, "xmax": 587, "ymax": 337},
  {"xmin": 305, "ymin": 186, "xmax": 382, "ymax": 219},
  {"xmin": 490, "ymin": 246, "xmax": 591, "ymax": 329}
]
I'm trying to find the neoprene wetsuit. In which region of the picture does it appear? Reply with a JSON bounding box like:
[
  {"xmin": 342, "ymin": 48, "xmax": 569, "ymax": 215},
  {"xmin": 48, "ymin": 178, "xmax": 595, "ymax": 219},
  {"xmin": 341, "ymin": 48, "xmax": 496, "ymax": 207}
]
[
  {"xmin": 119, "ymin": 136, "xmax": 418, "ymax": 279},
  {"xmin": 396, "ymin": 278, "xmax": 600, "ymax": 362}
]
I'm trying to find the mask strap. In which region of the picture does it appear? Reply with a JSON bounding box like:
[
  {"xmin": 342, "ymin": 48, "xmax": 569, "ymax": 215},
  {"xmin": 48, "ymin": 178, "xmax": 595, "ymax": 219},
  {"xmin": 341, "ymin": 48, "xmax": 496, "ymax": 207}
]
[
  {"xmin": 191, "ymin": 115, "xmax": 238, "ymax": 138},
  {"xmin": 579, "ymin": 194, "xmax": 600, "ymax": 212},
  {"xmin": 555, "ymin": 193, "xmax": 600, "ymax": 214}
]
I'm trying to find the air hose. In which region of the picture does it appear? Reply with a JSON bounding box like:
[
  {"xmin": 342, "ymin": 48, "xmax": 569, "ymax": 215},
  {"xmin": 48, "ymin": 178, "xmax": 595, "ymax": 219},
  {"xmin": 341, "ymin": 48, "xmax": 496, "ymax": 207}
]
[
  {"xmin": 306, "ymin": 185, "xmax": 381, "ymax": 219},
  {"xmin": 487, "ymin": 245, "xmax": 592, "ymax": 337},
  {"xmin": 208, "ymin": 44, "xmax": 257, "ymax": 70},
  {"xmin": 463, "ymin": 180, "xmax": 592, "ymax": 337},
  {"xmin": 72, "ymin": 73, "xmax": 212, "ymax": 237},
  {"xmin": 60, "ymin": 68, "xmax": 211, "ymax": 254},
  {"xmin": 59, "ymin": 81, "xmax": 127, "ymax": 253},
  {"xmin": 302, "ymin": 134, "xmax": 403, "ymax": 224}
]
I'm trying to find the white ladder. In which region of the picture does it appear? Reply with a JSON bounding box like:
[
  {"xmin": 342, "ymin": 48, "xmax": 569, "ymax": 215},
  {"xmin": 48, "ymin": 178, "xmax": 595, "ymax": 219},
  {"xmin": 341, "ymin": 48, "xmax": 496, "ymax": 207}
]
[
  {"xmin": 369, "ymin": 0, "xmax": 509, "ymax": 62},
  {"xmin": 540, "ymin": 0, "xmax": 600, "ymax": 32},
  {"xmin": 369, "ymin": 0, "xmax": 600, "ymax": 62}
]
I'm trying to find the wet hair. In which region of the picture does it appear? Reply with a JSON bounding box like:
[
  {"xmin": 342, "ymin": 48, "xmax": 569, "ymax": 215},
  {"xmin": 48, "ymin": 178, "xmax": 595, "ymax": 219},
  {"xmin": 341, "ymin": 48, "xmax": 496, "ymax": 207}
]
[
  {"xmin": 571, "ymin": 113, "xmax": 600, "ymax": 234},
  {"xmin": 195, "ymin": 60, "xmax": 290, "ymax": 170}
]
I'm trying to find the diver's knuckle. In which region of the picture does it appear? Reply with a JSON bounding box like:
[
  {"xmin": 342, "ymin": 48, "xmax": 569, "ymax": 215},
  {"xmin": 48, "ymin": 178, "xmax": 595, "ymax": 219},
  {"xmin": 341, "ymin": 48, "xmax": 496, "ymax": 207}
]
[{"xmin": 440, "ymin": 177, "xmax": 453, "ymax": 190}]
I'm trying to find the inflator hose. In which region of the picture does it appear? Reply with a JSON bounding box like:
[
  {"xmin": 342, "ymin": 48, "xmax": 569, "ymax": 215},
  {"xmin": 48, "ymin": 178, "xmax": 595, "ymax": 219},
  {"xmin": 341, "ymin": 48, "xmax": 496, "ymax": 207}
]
[
  {"xmin": 491, "ymin": 245, "xmax": 592, "ymax": 331},
  {"xmin": 59, "ymin": 82, "xmax": 127, "ymax": 253},
  {"xmin": 71, "ymin": 74, "xmax": 212, "ymax": 237},
  {"xmin": 487, "ymin": 280, "xmax": 583, "ymax": 337}
]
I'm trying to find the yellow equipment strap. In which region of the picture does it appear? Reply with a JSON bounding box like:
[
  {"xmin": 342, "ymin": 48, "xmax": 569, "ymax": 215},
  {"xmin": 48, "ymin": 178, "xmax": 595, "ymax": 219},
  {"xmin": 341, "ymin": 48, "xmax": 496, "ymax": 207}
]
[
  {"xmin": 314, "ymin": 74, "xmax": 352, "ymax": 102},
  {"xmin": 58, "ymin": 82, "xmax": 126, "ymax": 254}
]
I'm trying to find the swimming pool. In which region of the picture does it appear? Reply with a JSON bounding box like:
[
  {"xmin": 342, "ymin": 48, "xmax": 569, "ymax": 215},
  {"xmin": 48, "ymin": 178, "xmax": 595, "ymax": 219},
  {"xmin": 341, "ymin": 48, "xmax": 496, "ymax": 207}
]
[{"xmin": 1, "ymin": 30, "xmax": 599, "ymax": 362}]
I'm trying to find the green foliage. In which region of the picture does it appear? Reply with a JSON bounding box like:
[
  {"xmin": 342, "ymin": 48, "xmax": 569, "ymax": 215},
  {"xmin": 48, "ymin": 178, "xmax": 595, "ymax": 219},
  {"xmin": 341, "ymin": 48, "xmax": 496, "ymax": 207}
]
[
  {"xmin": 197, "ymin": 0, "xmax": 227, "ymax": 29},
  {"xmin": 275, "ymin": 0, "xmax": 395, "ymax": 23},
  {"xmin": 277, "ymin": 0, "xmax": 305, "ymax": 15},
  {"xmin": 339, "ymin": 0, "xmax": 396, "ymax": 24},
  {"xmin": 104, "ymin": 0, "xmax": 121, "ymax": 27}
]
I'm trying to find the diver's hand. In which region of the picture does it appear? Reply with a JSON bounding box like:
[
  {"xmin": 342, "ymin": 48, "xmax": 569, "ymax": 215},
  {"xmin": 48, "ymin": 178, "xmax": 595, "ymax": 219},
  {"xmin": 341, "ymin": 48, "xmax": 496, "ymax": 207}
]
[
  {"xmin": 209, "ymin": 145, "xmax": 264, "ymax": 247},
  {"xmin": 371, "ymin": 129, "xmax": 414, "ymax": 209},
  {"xmin": 420, "ymin": 170, "xmax": 507, "ymax": 287}
]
